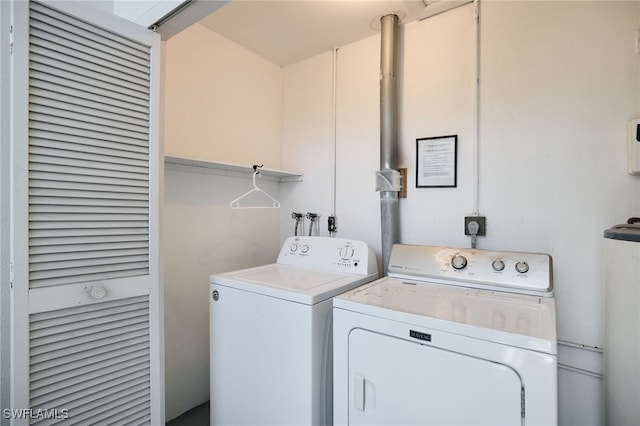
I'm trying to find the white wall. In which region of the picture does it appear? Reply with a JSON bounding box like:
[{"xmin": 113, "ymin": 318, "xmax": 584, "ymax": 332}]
[
  {"xmin": 163, "ymin": 1, "xmax": 640, "ymax": 423},
  {"xmin": 480, "ymin": 0, "xmax": 639, "ymax": 348},
  {"xmin": 163, "ymin": 23, "xmax": 283, "ymax": 168},
  {"xmin": 280, "ymin": 2, "xmax": 640, "ymax": 424},
  {"xmin": 280, "ymin": 52, "xmax": 337, "ymax": 239},
  {"xmin": 162, "ymin": 24, "xmax": 284, "ymax": 420},
  {"xmin": 162, "ymin": 168, "xmax": 281, "ymax": 420}
]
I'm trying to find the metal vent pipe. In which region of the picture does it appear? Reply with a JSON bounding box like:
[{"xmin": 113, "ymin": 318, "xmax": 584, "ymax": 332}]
[{"xmin": 376, "ymin": 14, "xmax": 401, "ymax": 275}]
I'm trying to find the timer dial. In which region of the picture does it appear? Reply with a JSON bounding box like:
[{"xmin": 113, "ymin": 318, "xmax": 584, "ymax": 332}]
[
  {"xmin": 339, "ymin": 246, "xmax": 354, "ymax": 260},
  {"xmin": 451, "ymin": 254, "xmax": 468, "ymax": 270}
]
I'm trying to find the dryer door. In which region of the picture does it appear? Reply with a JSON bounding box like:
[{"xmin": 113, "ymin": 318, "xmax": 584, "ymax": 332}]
[{"xmin": 348, "ymin": 329, "xmax": 523, "ymax": 425}]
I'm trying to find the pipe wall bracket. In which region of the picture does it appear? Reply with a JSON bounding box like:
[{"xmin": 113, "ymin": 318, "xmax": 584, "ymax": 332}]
[{"xmin": 375, "ymin": 169, "xmax": 402, "ymax": 192}]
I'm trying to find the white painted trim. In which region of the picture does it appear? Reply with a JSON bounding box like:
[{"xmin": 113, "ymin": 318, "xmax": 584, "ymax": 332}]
[
  {"xmin": 0, "ymin": 0, "xmax": 13, "ymax": 419},
  {"xmin": 10, "ymin": 1, "xmax": 31, "ymax": 419},
  {"xmin": 148, "ymin": 28, "xmax": 165, "ymax": 426}
]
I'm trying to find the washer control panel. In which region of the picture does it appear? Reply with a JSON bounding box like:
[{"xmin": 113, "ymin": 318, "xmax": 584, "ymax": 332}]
[
  {"xmin": 277, "ymin": 236, "xmax": 377, "ymax": 276},
  {"xmin": 388, "ymin": 244, "xmax": 553, "ymax": 296}
]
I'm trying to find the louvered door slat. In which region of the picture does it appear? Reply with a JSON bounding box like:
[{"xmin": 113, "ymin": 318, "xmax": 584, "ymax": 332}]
[
  {"xmin": 30, "ymin": 120, "xmax": 149, "ymax": 147},
  {"xmin": 30, "ymin": 27, "xmax": 150, "ymax": 81},
  {"xmin": 30, "ymin": 146, "xmax": 149, "ymax": 168},
  {"xmin": 31, "ymin": 246, "xmax": 148, "ymax": 261},
  {"xmin": 30, "ymin": 104, "xmax": 148, "ymax": 135},
  {"xmin": 29, "ymin": 71, "xmax": 149, "ymax": 112},
  {"xmin": 30, "ymin": 96, "xmax": 149, "ymax": 129},
  {"xmin": 28, "ymin": 0, "xmax": 152, "ymax": 291},
  {"xmin": 29, "ymin": 57, "xmax": 148, "ymax": 101},
  {"xmin": 30, "ymin": 297, "xmax": 149, "ymax": 323},
  {"xmin": 30, "ymin": 227, "xmax": 148, "ymax": 238},
  {"xmin": 29, "ymin": 242, "xmax": 148, "ymax": 255},
  {"xmin": 30, "ymin": 173, "xmax": 149, "ymax": 190},
  {"xmin": 30, "ymin": 341, "xmax": 150, "ymax": 380},
  {"xmin": 29, "ymin": 85, "xmax": 149, "ymax": 122},
  {"xmin": 30, "ymin": 168, "xmax": 148, "ymax": 186},
  {"xmin": 30, "ymin": 263, "xmax": 150, "ymax": 287},
  {"xmin": 29, "ymin": 219, "xmax": 149, "ymax": 230},
  {"xmin": 30, "ymin": 295, "xmax": 151, "ymax": 423},
  {"xmin": 66, "ymin": 392, "xmax": 150, "ymax": 426},
  {"xmin": 31, "ymin": 368, "xmax": 150, "ymax": 410},
  {"xmin": 30, "ymin": 42, "xmax": 149, "ymax": 93},
  {"xmin": 30, "ymin": 127, "xmax": 149, "ymax": 153},
  {"xmin": 30, "ymin": 114, "xmax": 148, "ymax": 143},
  {"xmin": 30, "ymin": 204, "xmax": 149, "ymax": 215},
  {"xmin": 31, "ymin": 359, "xmax": 150, "ymax": 401},
  {"xmin": 31, "ymin": 187, "xmax": 149, "ymax": 203},
  {"xmin": 30, "ymin": 330, "xmax": 150, "ymax": 369},
  {"xmin": 30, "ymin": 307, "xmax": 148, "ymax": 340},
  {"xmin": 30, "ymin": 179, "xmax": 149, "ymax": 195}
]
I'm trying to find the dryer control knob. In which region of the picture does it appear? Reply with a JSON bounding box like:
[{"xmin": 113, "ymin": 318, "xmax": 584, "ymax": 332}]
[
  {"xmin": 451, "ymin": 254, "xmax": 468, "ymax": 270},
  {"xmin": 515, "ymin": 261, "xmax": 529, "ymax": 274}
]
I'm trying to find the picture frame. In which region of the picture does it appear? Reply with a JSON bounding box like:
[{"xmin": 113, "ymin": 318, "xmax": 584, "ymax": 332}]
[{"xmin": 416, "ymin": 135, "xmax": 457, "ymax": 188}]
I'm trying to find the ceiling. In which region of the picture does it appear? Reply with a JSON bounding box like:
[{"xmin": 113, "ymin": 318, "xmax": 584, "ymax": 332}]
[{"xmin": 197, "ymin": 0, "xmax": 431, "ymax": 67}]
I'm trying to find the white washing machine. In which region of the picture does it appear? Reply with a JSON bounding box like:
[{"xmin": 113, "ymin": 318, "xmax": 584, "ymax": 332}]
[
  {"xmin": 209, "ymin": 236, "xmax": 378, "ymax": 426},
  {"xmin": 333, "ymin": 244, "xmax": 557, "ymax": 426}
]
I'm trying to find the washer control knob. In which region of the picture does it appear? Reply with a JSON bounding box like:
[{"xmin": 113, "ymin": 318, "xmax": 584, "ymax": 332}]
[
  {"xmin": 301, "ymin": 244, "xmax": 310, "ymax": 254},
  {"xmin": 515, "ymin": 261, "xmax": 529, "ymax": 274},
  {"xmin": 339, "ymin": 245, "xmax": 354, "ymax": 260},
  {"xmin": 451, "ymin": 254, "xmax": 468, "ymax": 270},
  {"xmin": 290, "ymin": 243, "xmax": 299, "ymax": 253},
  {"xmin": 491, "ymin": 259, "xmax": 505, "ymax": 271}
]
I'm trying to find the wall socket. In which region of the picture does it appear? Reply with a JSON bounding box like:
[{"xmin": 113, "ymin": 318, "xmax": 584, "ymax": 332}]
[{"xmin": 464, "ymin": 216, "xmax": 486, "ymax": 236}]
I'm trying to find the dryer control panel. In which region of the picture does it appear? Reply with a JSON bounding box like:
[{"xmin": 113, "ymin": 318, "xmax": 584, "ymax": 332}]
[
  {"xmin": 277, "ymin": 236, "xmax": 378, "ymax": 276},
  {"xmin": 388, "ymin": 244, "xmax": 553, "ymax": 296}
]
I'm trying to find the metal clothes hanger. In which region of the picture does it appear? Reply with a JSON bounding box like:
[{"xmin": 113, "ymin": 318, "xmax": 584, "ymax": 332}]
[{"xmin": 229, "ymin": 164, "xmax": 281, "ymax": 209}]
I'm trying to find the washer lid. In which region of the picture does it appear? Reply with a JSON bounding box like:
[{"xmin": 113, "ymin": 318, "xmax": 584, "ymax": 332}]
[
  {"xmin": 334, "ymin": 277, "xmax": 557, "ymax": 354},
  {"xmin": 211, "ymin": 264, "xmax": 377, "ymax": 305}
]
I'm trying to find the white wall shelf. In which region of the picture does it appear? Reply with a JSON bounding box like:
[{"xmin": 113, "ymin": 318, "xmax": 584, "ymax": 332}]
[{"xmin": 164, "ymin": 154, "xmax": 303, "ymax": 182}]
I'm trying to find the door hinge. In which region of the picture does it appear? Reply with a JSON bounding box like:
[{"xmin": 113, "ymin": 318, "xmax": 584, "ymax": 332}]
[
  {"xmin": 9, "ymin": 261, "xmax": 14, "ymax": 289},
  {"xmin": 9, "ymin": 24, "xmax": 13, "ymax": 54}
]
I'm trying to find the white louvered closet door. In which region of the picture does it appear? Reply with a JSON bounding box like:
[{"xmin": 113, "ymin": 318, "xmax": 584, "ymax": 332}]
[{"xmin": 10, "ymin": 1, "xmax": 162, "ymax": 425}]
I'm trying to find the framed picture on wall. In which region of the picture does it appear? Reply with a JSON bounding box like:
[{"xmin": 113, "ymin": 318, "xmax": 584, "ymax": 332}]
[{"xmin": 416, "ymin": 135, "xmax": 457, "ymax": 188}]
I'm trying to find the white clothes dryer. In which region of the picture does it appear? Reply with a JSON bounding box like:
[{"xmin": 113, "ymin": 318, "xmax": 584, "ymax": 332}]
[
  {"xmin": 209, "ymin": 236, "xmax": 378, "ymax": 426},
  {"xmin": 333, "ymin": 244, "xmax": 557, "ymax": 426}
]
